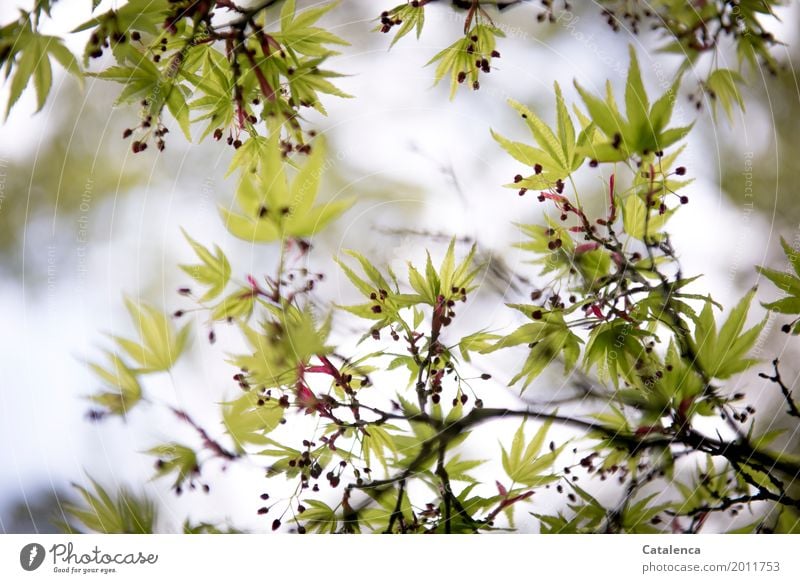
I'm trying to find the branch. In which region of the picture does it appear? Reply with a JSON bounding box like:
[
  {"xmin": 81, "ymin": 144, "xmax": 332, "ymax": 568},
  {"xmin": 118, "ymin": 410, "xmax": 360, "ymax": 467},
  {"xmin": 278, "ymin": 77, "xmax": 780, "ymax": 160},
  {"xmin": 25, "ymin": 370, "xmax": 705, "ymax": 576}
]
[
  {"xmin": 760, "ymin": 359, "xmax": 800, "ymax": 418},
  {"xmin": 170, "ymin": 407, "xmax": 238, "ymax": 461}
]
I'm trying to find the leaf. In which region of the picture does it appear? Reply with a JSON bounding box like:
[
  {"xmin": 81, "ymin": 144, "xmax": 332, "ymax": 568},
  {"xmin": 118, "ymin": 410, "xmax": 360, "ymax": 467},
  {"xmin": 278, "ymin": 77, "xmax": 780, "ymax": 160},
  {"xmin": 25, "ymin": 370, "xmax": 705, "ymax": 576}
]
[
  {"xmin": 222, "ymin": 392, "xmax": 283, "ymax": 452},
  {"xmin": 444, "ymin": 455, "xmax": 486, "ymax": 483},
  {"xmin": 231, "ymin": 306, "xmax": 331, "ymax": 389},
  {"xmin": 61, "ymin": 478, "xmax": 156, "ymax": 534},
  {"xmin": 624, "ymin": 45, "xmax": 650, "ymax": 133},
  {"xmin": 692, "ymin": 288, "xmax": 765, "ymax": 379},
  {"xmin": 501, "ymin": 418, "xmax": 565, "ymax": 487},
  {"xmin": 91, "ymin": 57, "xmax": 160, "ymax": 107},
  {"xmin": 362, "ymin": 425, "xmax": 399, "ymax": 473},
  {"xmin": 757, "ymin": 238, "xmax": 800, "ymax": 320},
  {"xmin": 276, "ymin": 0, "xmax": 348, "ymax": 57},
  {"xmin": 222, "ymin": 135, "xmax": 353, "ymax": 243},
  {"xmin": 179, "ymin": 229, "xmax": 231, "ymax": 302},
  {"xmin": 295, "ymin": 500, "xmax": 338, "ymax": 533},
  {"xmin": 706, "ymin": 69, "xmax": 746, "ymax": 123},
  {"xmin": 427, "ymin": 24, "xmax": 503, "ymax": 99},
  {"xmin": 584, "ymin": 320, "xmax": 650, "ymax": 389},
  {"xmin": 88, "ymin": 352, "xmax": 142, "ymax": 416},
  {"xmin": 379, "ymin": 3, "xmax": 427, "ymax": 46},
  {"xmin": 493, "ymin": 84, "xmax": 587, "ymax": 190},
  {"xmin": 146, "ymin": 443, "xmax": 199, "ymax": 490},
  {"xmin": 114, "ymin": 297, "xmax": 190, "ymax": 373},
  {"xmin": 210, "ymin": 288, "xmax": 256, "ymax": 321},
  {"xmin": 484, "ymin": 310, "xmax": 581, "ymax": 389},
  {"xmin": 575, "ymin": 45, "xmax": 690, "ymax": 160},
  {"xmin": 622, "ymin": 192, "xmax": 674, "ymax": 241},
  {"xmin": 4, "ymin": 31, "xmax": 79, "ymax": 118},
  {"xmin": 166, "ymin": 86, "xmax": 191, "ymax": 140}
]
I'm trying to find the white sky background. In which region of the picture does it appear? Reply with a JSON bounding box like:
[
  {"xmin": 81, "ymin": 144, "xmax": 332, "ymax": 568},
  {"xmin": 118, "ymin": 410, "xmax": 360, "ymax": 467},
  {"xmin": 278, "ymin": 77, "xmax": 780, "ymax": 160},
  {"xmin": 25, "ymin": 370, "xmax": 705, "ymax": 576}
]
[{"xmin": 0, "ymin": 0, "xmax": 798, "ymax": 533}]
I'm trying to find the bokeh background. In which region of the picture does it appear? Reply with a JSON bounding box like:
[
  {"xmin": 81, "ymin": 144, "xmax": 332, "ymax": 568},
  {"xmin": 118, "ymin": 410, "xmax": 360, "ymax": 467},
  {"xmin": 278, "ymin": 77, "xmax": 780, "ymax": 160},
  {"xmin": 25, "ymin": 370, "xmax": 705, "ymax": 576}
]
[{"xmin": 1, "ymin": 0, "xmax": 799, "ymax": 533}]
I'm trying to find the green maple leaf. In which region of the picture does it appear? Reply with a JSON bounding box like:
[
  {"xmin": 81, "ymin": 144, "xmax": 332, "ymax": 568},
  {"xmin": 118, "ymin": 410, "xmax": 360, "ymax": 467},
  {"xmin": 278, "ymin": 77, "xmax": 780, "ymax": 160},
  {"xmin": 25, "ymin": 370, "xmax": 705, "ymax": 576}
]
[
  {"xmin": 574, "ymin": 46, "xmax": 691, "ymax": 162},
  {"xmin": 757, "ymin": 237, "xmax": 800, "ymax": 326},
  {"xmin": 501, "ymin": 418, "xmax": 565, "ymax": 487},
  {"xmin": 483, "ymin": 308, "xmax": 581, "ymax": 389},
  {"xmin": 179, "ymin": 229, "xmax": 231, "ymax": 302},
  {"xmin": 3, "ymin": 23, "xmax": 81, "ymax": 118},
  {"xmin": 112, "ymin": 297, "xmax": 190, "ymax": 373},
  {"xmin": 691, "ymin": 288, "xmax": 765, "ymax": 379},
  {"xmin": 221, "ymin": 134, "xmax": 353, "ymax": 242},
  {"xmin": 493, "ymin": 82, "xmax": 591, "ymax": 189},
  {"xmin": 87, "ymin": 352, "xmax": 142, "ymax": 416}
]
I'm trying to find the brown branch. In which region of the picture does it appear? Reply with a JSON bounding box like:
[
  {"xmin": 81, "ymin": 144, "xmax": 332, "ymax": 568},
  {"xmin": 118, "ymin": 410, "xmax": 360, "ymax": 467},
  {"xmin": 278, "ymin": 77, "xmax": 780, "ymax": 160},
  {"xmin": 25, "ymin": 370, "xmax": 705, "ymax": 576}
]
[
  {"xmin": 170, "ymin": 407, "xmax": 238, "ymax": 461},
  {"xmin": 760, "ymin": 359, "xmax": 800, "ymax": 419}
]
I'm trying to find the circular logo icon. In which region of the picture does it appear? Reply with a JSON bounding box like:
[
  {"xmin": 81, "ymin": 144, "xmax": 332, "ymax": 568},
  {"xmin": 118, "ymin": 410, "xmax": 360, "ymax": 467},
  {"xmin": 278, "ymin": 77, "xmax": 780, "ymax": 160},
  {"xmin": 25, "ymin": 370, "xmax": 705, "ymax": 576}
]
[{"xmin": 20, "ymin": 543, "xmax": 46, "ymax": 571}]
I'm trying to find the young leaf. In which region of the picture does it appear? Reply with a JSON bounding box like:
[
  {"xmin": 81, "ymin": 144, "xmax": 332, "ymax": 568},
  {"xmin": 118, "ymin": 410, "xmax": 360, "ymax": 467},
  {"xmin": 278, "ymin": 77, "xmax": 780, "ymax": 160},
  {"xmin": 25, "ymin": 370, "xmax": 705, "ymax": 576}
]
[
  {"xmin": 706, "ymin": 69, "xmax": 746, "ymax": 123},
  {"xmin": 757, "ymin": 238, "xmax": 800, "ymax": 327},
  {"xmin": 113, "ymin": 298, "xmax": 190, "ymax": 373},
  {"xmin": 222, "ymin": 135, "xmax": 353, "ymax": 242},
  {"xmin": 222, "ymin": 392, "xmax": 283, "ymax": 452},
  {"xmin": 88, "ymin": 352, "xmax": 142, "ymax": 416},
  {"xmin": 61, "ymin": 478, "xmax": 157, "ymax": 534},
  {"xmin": 692, "ymin": 288, "xmax": 765, "ymax": 379},
  {"xmin": 146, "ymin": 443, "xmax": 199, "ymax": 490},
  {"xmin": 501, "ymin": 419, "xmax": 564, "ymax": 487},
  {"xmin": 179, "ymin": 229, "xmax": 231, "ymax": 302},
  {"xmin": 427, "ymin": 24, "xmax": 503, "ymax": 99},
  {"xmin": 575, "ymin": 46, "xmax": 691, "ymax": 161},
  {"xmin": 484, "ymin": 310, "xmax": 581, "ymax": 389},
  {"xmin": 4, "ymin": 28, "xmax": 81, "ymax": 118},
  {"xmin": 492, "ymin": 83, "xmax": 585, "ymax": 190}
]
